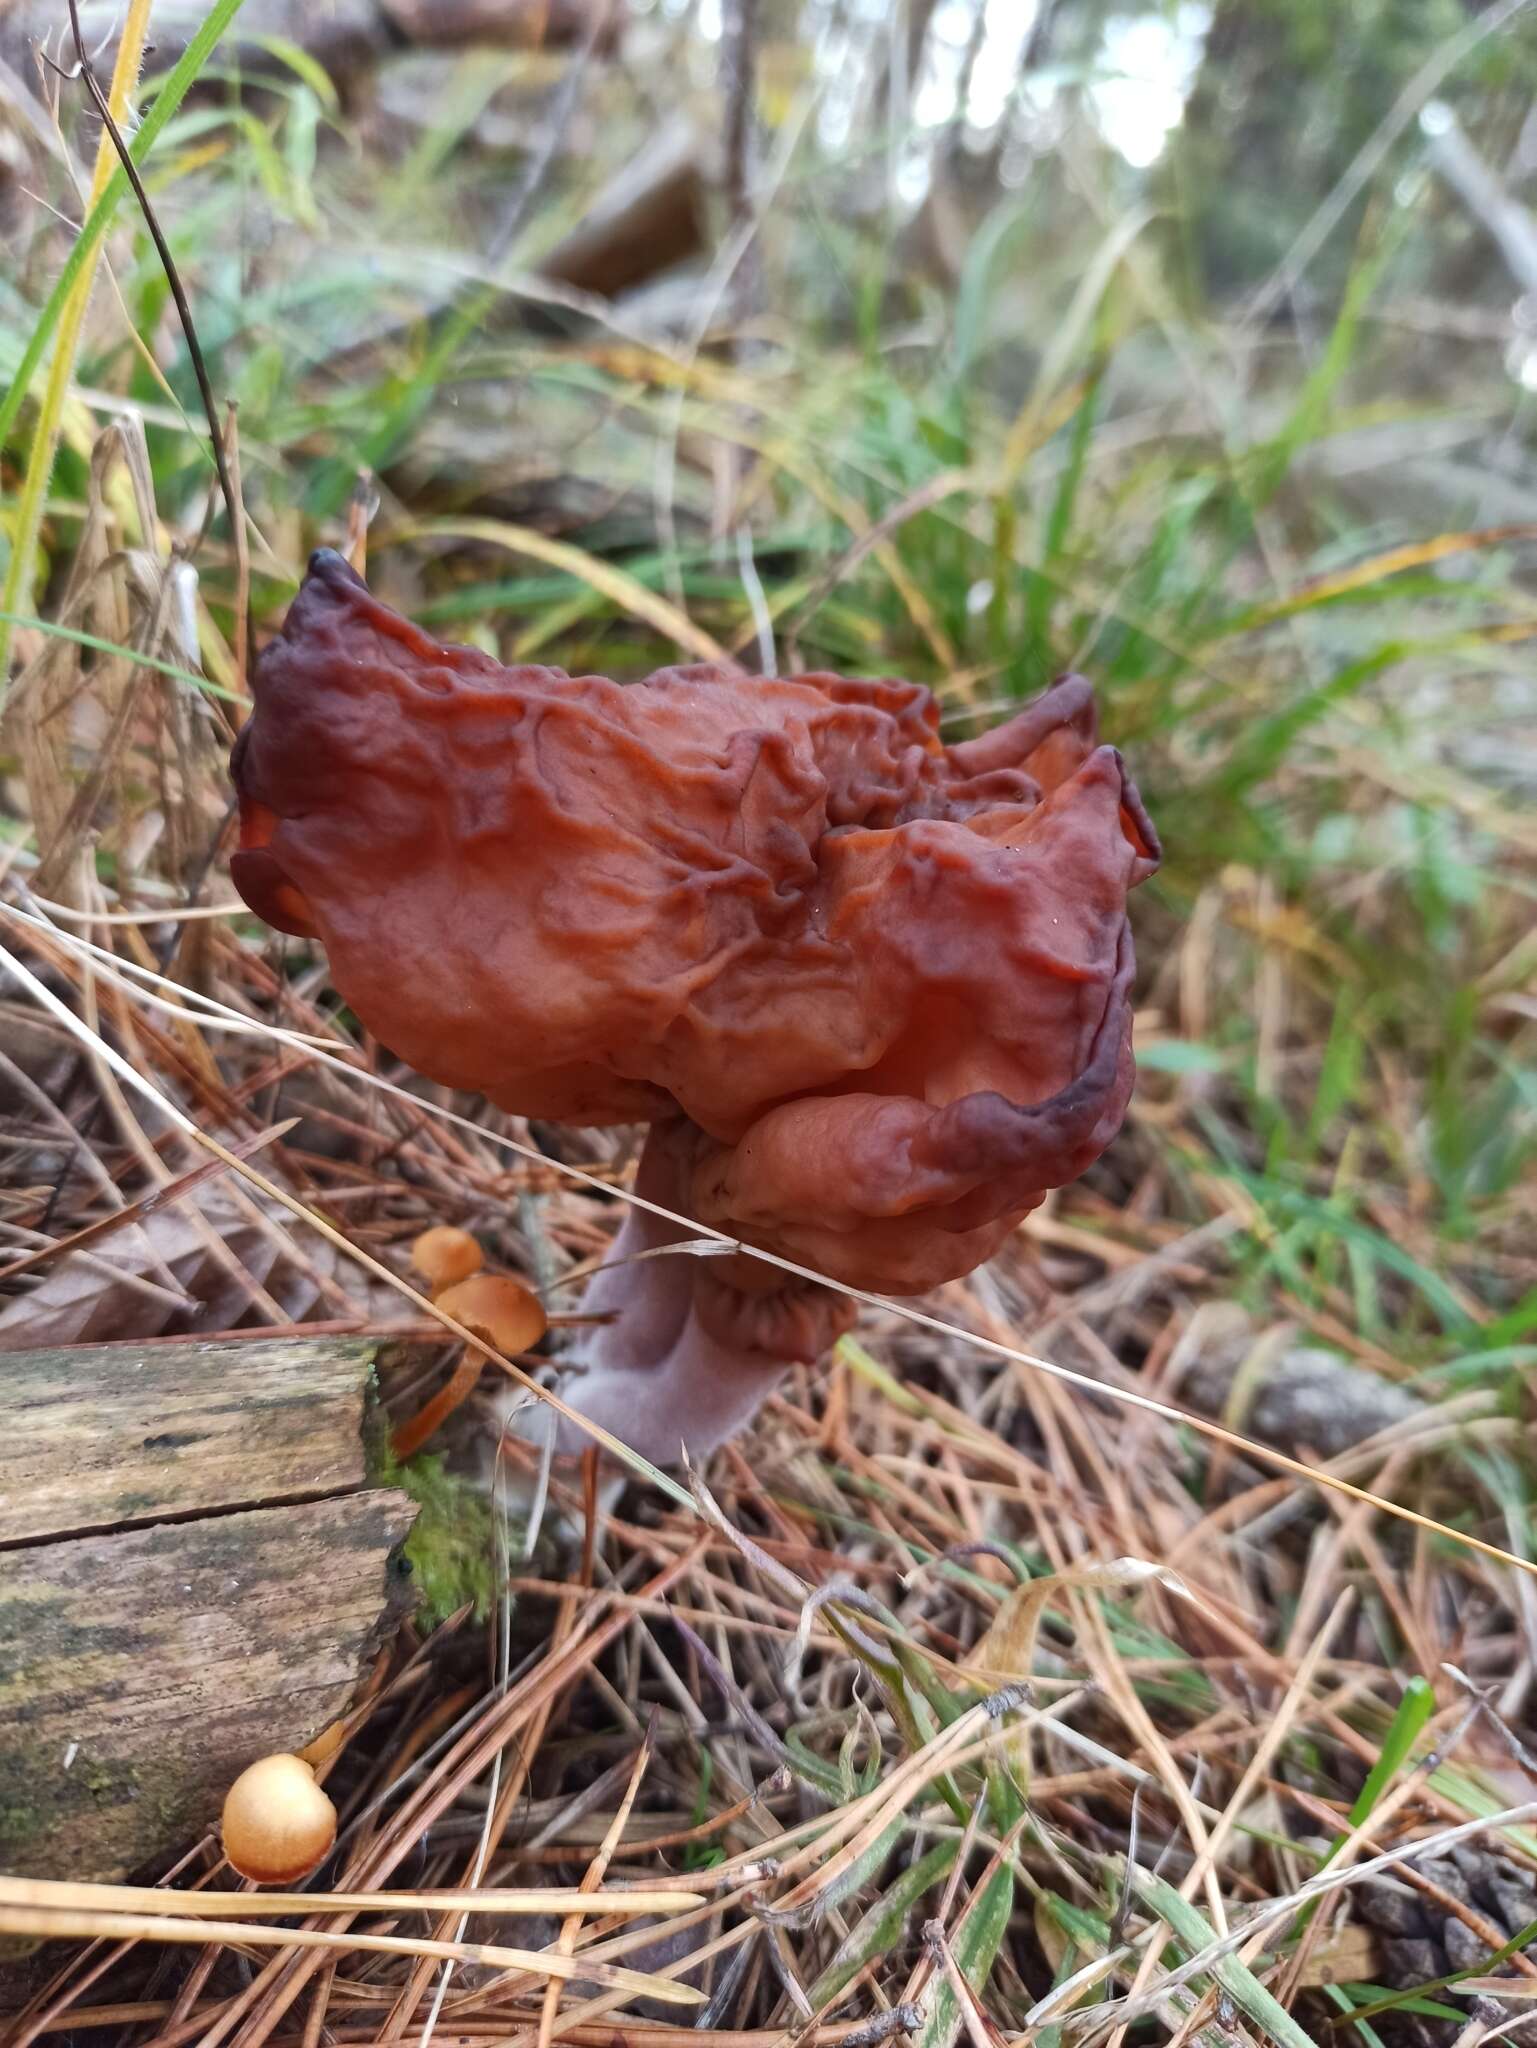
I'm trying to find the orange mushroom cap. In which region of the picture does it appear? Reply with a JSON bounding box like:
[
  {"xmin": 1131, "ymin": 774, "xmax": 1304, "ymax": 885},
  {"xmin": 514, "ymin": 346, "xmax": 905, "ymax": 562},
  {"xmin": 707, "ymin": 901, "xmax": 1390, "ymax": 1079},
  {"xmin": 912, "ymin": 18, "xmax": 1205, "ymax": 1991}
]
[
  {"xmin": 435, "ymin": 1272, "xmax": 548, "ymax": 1355},
  {"xmin": 411, "ymin": 1224, "xmax": 484, "ymax": 1293},
  {"xmin": 221, "ymin": 1753, "xmax": 337, "ymax": 1885}
]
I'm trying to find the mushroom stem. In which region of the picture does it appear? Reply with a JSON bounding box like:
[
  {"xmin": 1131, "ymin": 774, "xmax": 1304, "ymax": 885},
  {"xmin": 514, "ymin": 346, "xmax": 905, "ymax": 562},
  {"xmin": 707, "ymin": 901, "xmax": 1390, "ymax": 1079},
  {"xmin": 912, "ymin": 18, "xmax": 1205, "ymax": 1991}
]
[
  {"xmin": 554, "ymin": 1205, "xmax": 783, "ymax": 1462},
  {"xmin": 551, "ymin": 1123, "xmax": 849, "ymax": 1464}
]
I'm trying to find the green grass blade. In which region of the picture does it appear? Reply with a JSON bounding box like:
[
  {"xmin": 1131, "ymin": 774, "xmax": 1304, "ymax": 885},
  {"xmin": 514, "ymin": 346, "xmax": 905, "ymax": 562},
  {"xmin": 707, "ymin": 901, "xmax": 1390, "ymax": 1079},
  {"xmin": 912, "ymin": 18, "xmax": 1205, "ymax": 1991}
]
[
  {"xmin": 0, "ymin": 612, "xmax": 234, "ymax": 698},
  {"xmin": 0, "ymin": 0, "xmax": 250, "ymax": 456},
  {"xmin": 1339, "ymin": 1680, "xmax": 1437, "ymax": 1844},
  {"xmin": 1135, "ymin": 1872, "xmax": 1321, "ymax": 2048},
  {"xmin": 1295, "ymin": 1677, "xmax": 1435, "ymax": 1935},
  {"xmin": 1336, "ymin": 1915, "xmax": 1537, "ymax": 2031},
  {"xmin": 809, "ymin": 1841, "xmax": 957, "ymax": 2007},
  {"xmin": 918, "ymin": 1863, "xmax": 1015, "ymax": 2048}
]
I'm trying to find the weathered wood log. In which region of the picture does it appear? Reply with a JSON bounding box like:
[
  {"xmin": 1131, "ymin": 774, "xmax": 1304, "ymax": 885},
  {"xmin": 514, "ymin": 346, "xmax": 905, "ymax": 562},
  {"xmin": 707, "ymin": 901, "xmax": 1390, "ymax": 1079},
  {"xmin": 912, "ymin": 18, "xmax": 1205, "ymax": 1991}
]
[{"xmin": 0, "ymin": 1336, "xmax": 414, "ymax": 1884}]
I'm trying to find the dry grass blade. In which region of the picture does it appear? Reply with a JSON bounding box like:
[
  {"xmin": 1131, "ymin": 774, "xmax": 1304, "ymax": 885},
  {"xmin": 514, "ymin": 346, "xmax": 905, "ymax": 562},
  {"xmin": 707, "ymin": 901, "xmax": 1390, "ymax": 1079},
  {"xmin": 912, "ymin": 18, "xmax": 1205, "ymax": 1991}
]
[
  {"xmin": 386, "ymin": 517, "xmax": 730, "ymax": 664},
  {"xmin": 0, "ymin": 1907, "xmax": 706, "ymax": 2006},
  {"xmin": 0, "ymin": 1877, "xmax": 706, "ymax": 1920},
  {"xmin": 0, "ymin": 1115, "xmax": 296, "ymax": 1283}
]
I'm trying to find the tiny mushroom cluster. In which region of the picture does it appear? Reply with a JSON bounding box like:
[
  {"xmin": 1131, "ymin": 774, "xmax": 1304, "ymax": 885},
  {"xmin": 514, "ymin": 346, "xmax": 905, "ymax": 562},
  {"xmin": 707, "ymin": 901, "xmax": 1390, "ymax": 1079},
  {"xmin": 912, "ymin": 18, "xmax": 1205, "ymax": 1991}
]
[
  {"xmin": 232, "ymin": 551, "xmax": 1160, "ymax": 1463},
  {"xmin": 393, "ymin": 1226, "xmax": 547, "ymax": 1459}
]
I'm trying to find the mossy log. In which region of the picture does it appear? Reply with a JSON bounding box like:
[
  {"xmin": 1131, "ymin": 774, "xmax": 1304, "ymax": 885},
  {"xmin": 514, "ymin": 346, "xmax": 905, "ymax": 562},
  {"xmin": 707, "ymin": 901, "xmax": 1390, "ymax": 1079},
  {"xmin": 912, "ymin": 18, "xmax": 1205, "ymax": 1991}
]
[{"xmin": 0, "ymin": 1336, "xmax": 414, "ymax": 1883}]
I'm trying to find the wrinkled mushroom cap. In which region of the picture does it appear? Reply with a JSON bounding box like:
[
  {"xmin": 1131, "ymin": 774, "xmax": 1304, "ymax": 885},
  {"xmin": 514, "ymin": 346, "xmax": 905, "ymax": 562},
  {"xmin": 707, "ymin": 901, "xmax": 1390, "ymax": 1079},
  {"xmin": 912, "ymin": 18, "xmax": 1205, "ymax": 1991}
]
[{"xmin": 233, "ymin": 551, "xmax": 1159, "ymax": 1298}]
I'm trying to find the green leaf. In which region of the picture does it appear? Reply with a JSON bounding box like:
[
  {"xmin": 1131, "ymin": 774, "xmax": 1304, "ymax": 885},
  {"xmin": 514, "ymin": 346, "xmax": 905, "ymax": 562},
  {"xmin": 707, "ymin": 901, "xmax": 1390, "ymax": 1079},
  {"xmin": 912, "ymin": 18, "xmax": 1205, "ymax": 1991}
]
[
  {"xmin": 951, "ymin": 198, "xmax": 1033, "ymax": 381},
  {"xmin": 246, "ymin": 32, "xmax": 341, "ymax": 109},
  {"xmin": 1137, "ymin": 1040, "xmax": 1229, "ymax": 1074}
]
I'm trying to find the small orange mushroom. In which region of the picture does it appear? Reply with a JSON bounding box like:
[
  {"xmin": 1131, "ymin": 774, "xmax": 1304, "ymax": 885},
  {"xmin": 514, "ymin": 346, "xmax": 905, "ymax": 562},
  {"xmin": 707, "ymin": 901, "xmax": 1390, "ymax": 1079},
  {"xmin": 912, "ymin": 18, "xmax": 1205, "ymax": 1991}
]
[
  {"xmin": 391, "ymin": 1273, "xmax": 549, "ymax": 1460},
  {"xmin": 221, "ymin": 1753, "xmax": 337, "ymax": 1884},
  {"xmin": 434, "ymin": 1273, "xmax": 548, "ymax": 1355},
  {"xmin": 411, "ymin": 1225, "xmax": 484, "ymax": 1293}
]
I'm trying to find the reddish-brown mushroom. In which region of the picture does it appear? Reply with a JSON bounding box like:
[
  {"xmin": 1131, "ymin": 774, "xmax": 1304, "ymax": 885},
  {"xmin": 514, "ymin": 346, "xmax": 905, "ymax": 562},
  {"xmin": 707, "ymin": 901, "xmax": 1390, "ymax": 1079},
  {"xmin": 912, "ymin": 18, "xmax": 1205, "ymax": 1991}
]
[{"xmin": 232, "ymin": 550, "xmax": 1160, "ymax": 1462}]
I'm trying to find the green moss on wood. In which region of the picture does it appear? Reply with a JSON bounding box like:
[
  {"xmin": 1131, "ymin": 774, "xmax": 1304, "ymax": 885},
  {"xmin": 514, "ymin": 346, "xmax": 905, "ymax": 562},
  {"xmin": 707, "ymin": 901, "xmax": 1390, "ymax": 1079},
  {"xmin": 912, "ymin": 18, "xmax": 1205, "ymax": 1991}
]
[{"xmin": 371, "ymin": 1443, "xmax": 505, "ymax": 1630}]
